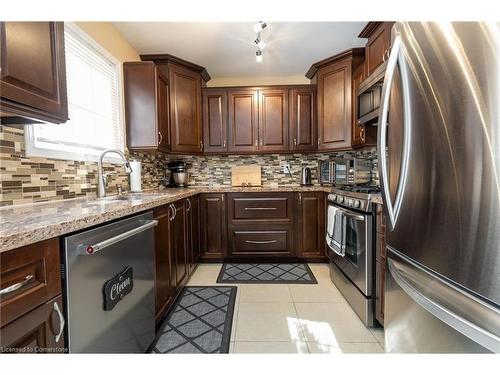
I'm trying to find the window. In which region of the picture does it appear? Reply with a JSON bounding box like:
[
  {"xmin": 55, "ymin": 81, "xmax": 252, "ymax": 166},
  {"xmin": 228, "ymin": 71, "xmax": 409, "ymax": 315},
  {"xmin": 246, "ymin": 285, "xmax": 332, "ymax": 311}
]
[{"xmin": 25, "ymin": 23, "xmax": 123, "ymax": 162}]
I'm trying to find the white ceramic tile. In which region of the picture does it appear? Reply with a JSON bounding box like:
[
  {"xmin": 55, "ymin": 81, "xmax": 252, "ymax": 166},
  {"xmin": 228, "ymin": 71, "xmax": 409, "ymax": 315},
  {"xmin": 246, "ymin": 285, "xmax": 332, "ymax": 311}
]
[
  {"xmin": 229, "ymin": 342, "xmax": 235, "ymax": 353},
  {"xmin": 235, "ymin": 302, "xmax": 305, "ymax": 342},
  {"xmin": 369, "ymin": 328, "xmax": 385, "ymax": 345},
  {"xmin": 295, "ymin": 302, "xmax": 377, "ymax": 344},
  {"xmin": 289, "ymin": 284, "xmax": 345, "ymax": 303},
  {"xmin": 307, "ymin": 263, "xmax": 331, "ymax": 283},
  {"xmin": 307, "ymin": 342, "xmax": 384, "ymax": 354},
  {"xmin": 232, "ymin": 341, "xmax": 309, "ymax": 354},
  {"xmin": 186, "ymin": 264, "xmax": 222, "ymax": 286},
  {"xmin": 239, "ymin": 284, "xmax": 293, "ymax": 303},
  {"xmin": 230, "ymin": 299, "xmax": 239, "ymax": 342}
]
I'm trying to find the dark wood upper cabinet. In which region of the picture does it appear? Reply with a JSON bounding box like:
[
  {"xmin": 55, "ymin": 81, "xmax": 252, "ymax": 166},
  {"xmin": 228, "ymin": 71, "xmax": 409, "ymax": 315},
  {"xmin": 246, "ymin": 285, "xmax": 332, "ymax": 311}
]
[
  {"xmin": 289, "ymin": 86, "xmax": 316, "ymax": 151},
  {"xmin": 359, "ymin": 22, "xmax": 395, "ymax": 77},
  {"xmin": 199, "ymin": 193, "xmax": 227, "ymax": 260},
  {"xmin": 202, "ymin": 88, "xmax": 227, "ymax": 153},
  {"xmin": 0, "ymin": 22, "xmax": 68, "ymax": 124},
  {"xmin": 168, "ymin": 63, "xmax": 203, "ymax": 153},
  {"xmin": 258, "ymin": 88, "xmax": 288, "ymax": 152},
  {"xmin": 124, "ymin": 62, "xmax": 171, "ymax": 152},
  {"xmin": 307, "ymin": 49, "xmax": 365, "ymax": 151},
  {"xmin": 295, "ymin": 192, "xmax": 326, "ymax": 259},
  {"xmin": 227, "ymin": 89, "xmax": 259, "ymax": 153}
]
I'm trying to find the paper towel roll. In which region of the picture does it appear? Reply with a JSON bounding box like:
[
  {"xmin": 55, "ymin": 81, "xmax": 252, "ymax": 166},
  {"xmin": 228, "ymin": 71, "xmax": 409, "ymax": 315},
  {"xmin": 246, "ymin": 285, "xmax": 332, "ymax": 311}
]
[{"xmin": 129, "ymin": 160, "xmax": 142, "ymax": 192}]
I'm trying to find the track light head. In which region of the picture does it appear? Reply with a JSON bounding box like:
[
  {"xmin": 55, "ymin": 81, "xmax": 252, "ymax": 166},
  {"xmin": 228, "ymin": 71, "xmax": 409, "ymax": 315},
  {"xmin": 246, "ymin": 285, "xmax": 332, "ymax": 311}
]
[
  {"xmin": 254, "ymin": 37, "xmax": 266, "ymax": 50},
  {"xmin": 253, "ymin": 21, "xmax": 267, "ymax": 33},
  {"xmin": 256, "ymin": 50, "xmax": 263, "ymax": 63}
]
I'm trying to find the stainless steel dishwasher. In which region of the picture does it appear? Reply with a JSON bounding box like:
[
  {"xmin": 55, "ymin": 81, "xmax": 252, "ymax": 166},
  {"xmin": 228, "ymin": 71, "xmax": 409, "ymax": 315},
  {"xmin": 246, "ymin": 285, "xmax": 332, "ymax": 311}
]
[{"xmin": 62, "ymin": 211, "xmax": 157, "ymax": 353}]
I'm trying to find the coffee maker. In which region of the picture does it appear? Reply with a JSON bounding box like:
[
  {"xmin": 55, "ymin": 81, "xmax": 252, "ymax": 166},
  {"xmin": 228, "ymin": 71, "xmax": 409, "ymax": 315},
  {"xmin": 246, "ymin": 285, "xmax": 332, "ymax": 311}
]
[{"xmin": 166, "ymin": 161, "xmax": 189, "ymax": 187}]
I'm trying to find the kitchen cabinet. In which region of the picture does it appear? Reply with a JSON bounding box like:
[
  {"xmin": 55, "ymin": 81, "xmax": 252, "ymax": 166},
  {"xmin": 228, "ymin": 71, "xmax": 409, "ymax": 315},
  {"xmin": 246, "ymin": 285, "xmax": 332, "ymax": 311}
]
[
  {"xmin": 199, "ymin": 193, "xmax": 227, "ymax": 260},
  {"xmin": 359, "ymin": 22, "xmax": 395, "ymax": 76},
  {"xmin": 258, "ymin": 88, "xmax": 289, "ymax": 152},
  {"xmin": 153, "ymin": 205, "xmax": 175, "ymax": 325},
  {"xmin": 186, "ymin": 196, "xmax": 200, "ymax": 274},
  {"xmin": 0, "ymin": 22, "xmax": 68, "ymax": 124},
  {"xmin": 124, "ymin": 62, "xmax": 171, "ymax": 152},
  {"xmin": 351, "ymin": 63, "xmax": 377, "ymax": 148},
  {"xmin": 170, "ymin": 199, "xmax": 188, "ymax": 288},
  {"xmin": 295, "ymin": 192, "xmax": 326, "ymax": 260},
  {"xmin": 375, "ymin": 203, "xmax": 387, "ymax": 326},
  {"xmin": 0, "ymin": 295, "xmax": 65, "ymax": 354},
  {"xmin": 307, "ymin": 49, "xmax": 365, "ymax": 151},
  {"xmin": 289, "ymin": 86, "xmax": 317, "ymax": 151},
  {"xmin": 203, "ymin": 89, "xmax": 228, "ymax": 153},
  {"xmin": 227, "ymin": 193, "xmax": 295, "ymax": 258},
  {"xmin": 227, "ymin": 89, "xmax": 259, "ymax": 153}
]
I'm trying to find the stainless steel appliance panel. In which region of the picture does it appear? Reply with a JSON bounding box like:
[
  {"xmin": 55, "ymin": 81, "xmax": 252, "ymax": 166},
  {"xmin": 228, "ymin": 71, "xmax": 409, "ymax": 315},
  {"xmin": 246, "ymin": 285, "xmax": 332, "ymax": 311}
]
[
  {"xmin": 378, "ymin": 22, "xmax": 500, "ymax": 306},
  {"xmin": 385, "ymin": 249, "xmax": 497, "ymax": 353},
  {"xmin": 63, "ymin": 212, "xmax": 156, "ymax": 353}
]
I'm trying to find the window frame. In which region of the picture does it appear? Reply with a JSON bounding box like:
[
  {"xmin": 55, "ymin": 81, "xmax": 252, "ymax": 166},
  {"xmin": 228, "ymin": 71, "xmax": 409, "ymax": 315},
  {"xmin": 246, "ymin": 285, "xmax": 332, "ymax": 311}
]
[{"xmin": 25, "ymin": 22, "xmax": 126, "ymax": 163}]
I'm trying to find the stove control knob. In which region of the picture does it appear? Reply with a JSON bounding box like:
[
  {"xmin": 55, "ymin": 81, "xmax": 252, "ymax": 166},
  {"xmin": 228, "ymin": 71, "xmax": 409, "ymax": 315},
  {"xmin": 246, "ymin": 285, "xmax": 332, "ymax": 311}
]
[
  {"xmin": 338, "ymin": 196, "xmax": 344, "ymax": 203},
  {"xmin": 353, "ymin": 200, "xmax": 361, "ymax": 208}
]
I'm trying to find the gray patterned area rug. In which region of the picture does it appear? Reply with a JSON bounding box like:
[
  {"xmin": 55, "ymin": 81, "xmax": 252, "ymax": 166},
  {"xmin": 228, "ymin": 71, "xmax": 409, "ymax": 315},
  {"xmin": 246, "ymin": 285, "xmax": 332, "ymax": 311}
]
[
  {"xmin": 217, "ymin": 263, "xmax": 317, "ymax": 284},
  {"xmin": 150, "ymin": 286, "xmax": 237, "ymax": 353}
]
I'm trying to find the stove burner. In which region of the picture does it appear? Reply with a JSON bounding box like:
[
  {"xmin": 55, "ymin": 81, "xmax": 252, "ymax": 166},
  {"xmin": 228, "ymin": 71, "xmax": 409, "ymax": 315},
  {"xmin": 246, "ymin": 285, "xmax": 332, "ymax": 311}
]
[{"xmin": 338, "ymin": 184, "xmax": 381, "ymax": 194}]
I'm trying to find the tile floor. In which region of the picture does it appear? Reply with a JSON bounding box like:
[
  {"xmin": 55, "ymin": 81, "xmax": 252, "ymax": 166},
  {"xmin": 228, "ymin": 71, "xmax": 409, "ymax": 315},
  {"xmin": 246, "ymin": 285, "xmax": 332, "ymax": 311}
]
[{"xmin": 187, "ymin": 263, "xmax": 385, "ymax": 354}]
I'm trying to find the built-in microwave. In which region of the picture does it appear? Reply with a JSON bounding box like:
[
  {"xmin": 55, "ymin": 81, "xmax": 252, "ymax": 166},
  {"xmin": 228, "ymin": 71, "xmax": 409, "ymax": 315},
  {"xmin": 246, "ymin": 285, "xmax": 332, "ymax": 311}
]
[
  {"xmin": 319, "ymin": 158, "xmax": 372, "ymax": 186},
  {"xmin": 357, "ymin": 60, "xmax": 386, "ymax": 126}
]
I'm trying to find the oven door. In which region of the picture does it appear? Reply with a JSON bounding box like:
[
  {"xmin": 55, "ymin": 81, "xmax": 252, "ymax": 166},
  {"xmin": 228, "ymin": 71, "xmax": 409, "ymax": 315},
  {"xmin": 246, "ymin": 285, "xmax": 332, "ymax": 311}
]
[{"xmin": 327, "ymin": 207, "xmax": 373, "ymax": 297}]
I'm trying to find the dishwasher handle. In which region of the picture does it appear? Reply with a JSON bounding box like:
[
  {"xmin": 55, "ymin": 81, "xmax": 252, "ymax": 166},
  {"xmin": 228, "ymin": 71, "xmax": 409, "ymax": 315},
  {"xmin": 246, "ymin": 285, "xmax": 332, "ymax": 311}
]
[{"xmin": 77, "ymin": 219, "xmax": 158, "ymax": 255}]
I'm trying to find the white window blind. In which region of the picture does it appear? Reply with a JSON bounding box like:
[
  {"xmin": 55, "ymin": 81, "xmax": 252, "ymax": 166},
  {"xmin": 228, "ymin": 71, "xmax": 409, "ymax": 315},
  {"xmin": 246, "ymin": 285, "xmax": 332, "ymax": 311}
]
[{"xmin": 26, "ymin": 23, "xmax": 123, "ymax": 161}]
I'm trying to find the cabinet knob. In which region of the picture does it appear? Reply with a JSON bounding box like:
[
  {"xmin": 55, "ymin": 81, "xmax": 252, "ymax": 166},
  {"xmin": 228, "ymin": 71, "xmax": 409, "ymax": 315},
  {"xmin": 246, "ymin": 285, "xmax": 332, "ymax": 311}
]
[{"xmin": 293, "ymin": 138, "xmax": 297, "ymax": 147}]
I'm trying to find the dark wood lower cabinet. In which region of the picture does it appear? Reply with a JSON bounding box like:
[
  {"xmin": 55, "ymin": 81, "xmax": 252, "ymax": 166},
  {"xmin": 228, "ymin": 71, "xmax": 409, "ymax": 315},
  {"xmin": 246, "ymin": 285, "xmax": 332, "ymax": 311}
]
[
  {"xmin": 0, "ymin": 295, "xmax": 65, "ymax": 353},
  {"xmin": 199, "ymin": 193, "xmax": 227, "ymax": 260},
  {"xmin": 171, "ymin": 200, "xmax": 188, "ymax": 288},
  {"xmin": 186, "ymin": 196, "xmax": 200, "ymax": 274},
  {"xmin": 295, "ymin": 192, "xmax": 326, "ymax": 260},
  {"xmin": 153, "ymin": 205, "xmax": 175, "ymax": 325}
]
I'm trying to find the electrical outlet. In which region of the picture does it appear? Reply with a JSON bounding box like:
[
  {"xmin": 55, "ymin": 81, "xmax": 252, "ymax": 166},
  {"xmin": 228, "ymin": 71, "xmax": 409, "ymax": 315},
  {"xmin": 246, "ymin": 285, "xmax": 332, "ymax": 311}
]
[{"xmin": 283, "ymin": 163, "xmax": 291, "ymax": 174}]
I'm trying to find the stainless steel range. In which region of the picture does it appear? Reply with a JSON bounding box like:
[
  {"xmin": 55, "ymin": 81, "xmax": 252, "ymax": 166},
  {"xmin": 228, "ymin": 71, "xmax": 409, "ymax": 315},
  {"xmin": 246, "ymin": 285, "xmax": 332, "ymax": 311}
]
[{"xmin": 325, "ymin": 184, "xmax": 380, "ymax": 327}]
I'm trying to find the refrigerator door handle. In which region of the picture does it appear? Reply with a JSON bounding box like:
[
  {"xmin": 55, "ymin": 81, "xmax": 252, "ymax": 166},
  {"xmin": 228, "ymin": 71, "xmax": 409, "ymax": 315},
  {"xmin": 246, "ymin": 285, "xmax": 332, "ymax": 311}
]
[
  {"xmin": 377, "ymin": 34, "xmax": 412, "ymax": 231},
  {"xmin": 388, "ymin": 254, "xmax": 500, "ymax": 353}
]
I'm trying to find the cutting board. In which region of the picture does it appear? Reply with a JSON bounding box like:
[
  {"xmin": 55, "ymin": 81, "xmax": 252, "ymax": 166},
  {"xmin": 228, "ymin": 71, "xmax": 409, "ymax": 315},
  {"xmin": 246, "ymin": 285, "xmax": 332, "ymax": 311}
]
[{"xmin": 231, "ymin": 165, "xmax": 262, "ymax": 186}]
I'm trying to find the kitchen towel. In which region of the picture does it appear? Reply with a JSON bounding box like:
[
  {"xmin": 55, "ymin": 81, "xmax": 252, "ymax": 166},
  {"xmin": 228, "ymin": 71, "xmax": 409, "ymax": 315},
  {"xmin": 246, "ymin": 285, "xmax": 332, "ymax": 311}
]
[{"xmin": 129, "ymin": 160, "xmax": 142, "ymax": 192}]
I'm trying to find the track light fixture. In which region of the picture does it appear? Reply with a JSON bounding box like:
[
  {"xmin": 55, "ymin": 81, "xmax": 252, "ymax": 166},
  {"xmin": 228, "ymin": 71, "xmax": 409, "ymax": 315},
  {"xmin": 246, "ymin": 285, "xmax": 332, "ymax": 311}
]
[
  {"xmin": 254, "ymin": 37, "xmax": 266, "ymax": 50},
  {"xmin": 256, "ymin": 50, "xmax": 263, "ymax": 63},
  {"xmin": 253, "ymin": 21, "xmax": 267, "ymax": 33}
]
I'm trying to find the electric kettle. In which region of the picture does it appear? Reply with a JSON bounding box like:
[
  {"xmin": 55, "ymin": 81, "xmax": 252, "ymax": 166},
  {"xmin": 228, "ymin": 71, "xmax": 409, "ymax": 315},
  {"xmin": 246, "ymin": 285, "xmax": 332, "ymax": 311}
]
[{"xmin": 300, "ymin": 167, "xmax": 312, "ymax": 185}]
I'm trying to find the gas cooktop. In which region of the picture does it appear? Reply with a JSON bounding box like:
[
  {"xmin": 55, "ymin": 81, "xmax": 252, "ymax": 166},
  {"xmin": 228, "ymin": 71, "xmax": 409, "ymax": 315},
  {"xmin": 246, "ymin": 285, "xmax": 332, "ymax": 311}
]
[
  {"xmin": 329, "ymin": 184, "xmax": 381, "ymax": 212},
  {"xmin": 337, "ymin": 184, "xmax": 381, "ymax": 194}
]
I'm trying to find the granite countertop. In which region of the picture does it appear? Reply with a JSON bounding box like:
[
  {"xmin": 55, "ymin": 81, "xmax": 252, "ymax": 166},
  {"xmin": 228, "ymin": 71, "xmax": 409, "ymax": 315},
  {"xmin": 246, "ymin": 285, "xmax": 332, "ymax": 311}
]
[
  {"xmin": 0, "ymin": 185, "xmax": 331, "ymax": 252},
  {"xmin": 371, "ymin": 195, "xmax": 384, "ymax": 205}
]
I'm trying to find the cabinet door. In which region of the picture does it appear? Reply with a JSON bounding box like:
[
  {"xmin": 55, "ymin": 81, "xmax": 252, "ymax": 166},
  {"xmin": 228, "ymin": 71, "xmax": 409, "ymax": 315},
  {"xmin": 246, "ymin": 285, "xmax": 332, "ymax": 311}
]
[
  {"xmin": 186, "ymin": 196, "xmax": 200, "ymax": 274},
  {"xmin": 169, "ymin": 63, "xmax": 202, "ymax": 153},
  {"xmin": 227, "ymin": 89, "xmax": 259, "ymax": 153},
  {"xmin": 157, "ymin": 73, "xmax": 171, "ymax": 151},
  {"xmin": 351, "ymin": 63, "xmax": 366, "ymax": 148},
  {"xmin": 0, "ymin": 22, "xmax": 68, "ymax": 123},
  {"xmin": 171, "ymin": 200, "xmax": 188, "ymax": 288},
  {"xmin": 0, "ymin": 295, "xmax": 65, "ymax": 353},
  {"xmin": 289, "ymin": 87, "xmax": 316, "ymax": 151},
  {"xmin": 366, "ymin": 22, "xmax": 394, "ymax": 76},
  {"xmin": 317, "ymin": 59, "xmax": 352, "ymax": 151},
  {"xmin": 258, "ymin": 89, "xmax": 288, "ymax": 152},
  {"xmin": 153, "ymin": 206, "xmax": 174, "ymax": 324},
  {"xmin": 296, "ymin": 192, "xmax": 326, "ymax": 259},
  {"xmin": 199, "ymin": 193, "xmax": 227, "ymax": 260},
  {"xmin": 203, "ymin": 89, "xmax": 227, "ymax": 153}
]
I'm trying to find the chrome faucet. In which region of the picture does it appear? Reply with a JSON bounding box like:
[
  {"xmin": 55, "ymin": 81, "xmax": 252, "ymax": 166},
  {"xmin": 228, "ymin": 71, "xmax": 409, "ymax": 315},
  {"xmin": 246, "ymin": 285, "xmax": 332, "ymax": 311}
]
[{"xmin": 97, "ymin": 149, "xmax": 133, "ymax": 198}]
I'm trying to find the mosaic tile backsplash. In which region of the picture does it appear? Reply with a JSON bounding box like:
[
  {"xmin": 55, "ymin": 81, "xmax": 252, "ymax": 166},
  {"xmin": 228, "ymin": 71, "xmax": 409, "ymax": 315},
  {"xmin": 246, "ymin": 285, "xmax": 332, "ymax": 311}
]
[{"xmin": 0, "ymin": 124, "xmax": 378, "ymax": 207}]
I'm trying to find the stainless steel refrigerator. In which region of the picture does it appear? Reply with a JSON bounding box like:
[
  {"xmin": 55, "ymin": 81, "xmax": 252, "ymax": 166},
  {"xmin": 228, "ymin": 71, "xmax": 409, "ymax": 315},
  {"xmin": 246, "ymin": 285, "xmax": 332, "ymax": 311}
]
[{"xmin": 378, "ymin": 22, "xmax": 500, "ymax": 353}]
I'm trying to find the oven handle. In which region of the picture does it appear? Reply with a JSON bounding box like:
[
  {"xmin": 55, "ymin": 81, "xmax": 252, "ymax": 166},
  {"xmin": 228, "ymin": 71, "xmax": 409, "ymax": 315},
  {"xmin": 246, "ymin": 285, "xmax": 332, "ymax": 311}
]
[{"xmin": 340, "ymin": 210, "xmax": 365, "ymax": 221}]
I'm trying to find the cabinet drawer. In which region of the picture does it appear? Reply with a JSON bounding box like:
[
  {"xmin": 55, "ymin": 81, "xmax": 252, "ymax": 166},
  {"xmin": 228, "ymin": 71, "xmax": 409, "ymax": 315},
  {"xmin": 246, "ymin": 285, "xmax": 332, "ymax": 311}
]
[
  {"xmin": 229, "ymin": 193, "xmax": 294, "ymax": 223},
  {"xmin": 0, "ymin": 294, "xmax": 65, "ymax": 353},
  {"xmin": 0, "ymin": 238, "xmax": 61, "ymax": 327},
  {"xmin": 376, "ymin": 203, "xmax": 386, "ymax": 234},
  {"xmin": 230, "ymin": 229, "xmax": 292, "ymax": 255}
]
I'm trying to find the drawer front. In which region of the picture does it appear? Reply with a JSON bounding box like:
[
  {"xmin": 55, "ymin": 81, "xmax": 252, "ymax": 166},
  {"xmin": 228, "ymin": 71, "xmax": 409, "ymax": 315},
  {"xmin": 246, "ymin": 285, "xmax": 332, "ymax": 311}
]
[
  {"xmin": 376, "ymin": 203, "xmax": 386, "ymax": 234},
  {"xmin": 0, "ymin": 238, "xmax": 61, "ymax": 327},
  {"xmin": 0, "ymin": 294, "xmax": 65, "ymax": 353},
  {"xmin": 229, "ymin": 193, "xmax": 294, "ymax": 223},
  {"xmin": 230, "ymin": 229, "xmax": 292, "ymax": 255}
]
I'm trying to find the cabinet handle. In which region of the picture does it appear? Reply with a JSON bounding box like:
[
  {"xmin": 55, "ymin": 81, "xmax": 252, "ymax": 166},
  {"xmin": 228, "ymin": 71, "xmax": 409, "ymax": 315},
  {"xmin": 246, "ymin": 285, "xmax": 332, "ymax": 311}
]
[
  {"xmin": 0, "ymin": 274, "xmax": 34, "ymax": 295},
  {"xmin": 245, "ymin": 240, "xmax": 278, "ymax": 244},
  {"xmin": 317, "ymin": 138, "xmax": 321, "ymax": 147},
  {"xmin": 53, "ymin": 301, "xmax": 65, "ymax": 343},
  {"xmin": 221, "ymin": 194, "xmax": 224, "ymax": 202},
  {"xmin": 200, "ymin": 141, "xmax": 203, "ymax": 150},
  {"xmin": 260, "ymin": 139, "xmax": 263, "ymax": 147},
  {"xmin": 244, "ymin": 207, "xmax": 277, "ymax": 211},
  {"xmin": 223, "ymin": 139, "xmax": 227, "ymax": 148},
  {"xmin": 360, "ymin": 127, "xmax": 366, "ymax": 142},
  {"xmin": 298, "ymin": 193, "xmax": 302, "ymax": 204},
  {"xmin": 158, "ymin": 131, "xmax": 163, "ymax": 145},
  {"xmin": 186, "ymin": 198, "xmax": 191, "ymax": 212},
  {"xmin": 293, "ymin": 138, "xmax": 297, "ymax": 147},
  {"xmin": 255, "ymin": 139, "xmax": 258, "ymax": 147},
  {"xmin": 169, "ymin": 204, "xmax": 175, "ymax": 221}
]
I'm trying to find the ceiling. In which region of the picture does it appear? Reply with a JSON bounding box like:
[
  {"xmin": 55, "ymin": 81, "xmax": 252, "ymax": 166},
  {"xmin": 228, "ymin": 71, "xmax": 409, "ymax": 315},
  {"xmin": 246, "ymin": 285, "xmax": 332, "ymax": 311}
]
[{"xmin": 112, "ymin": 22, "xmax": 367, "ymax": 79}]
